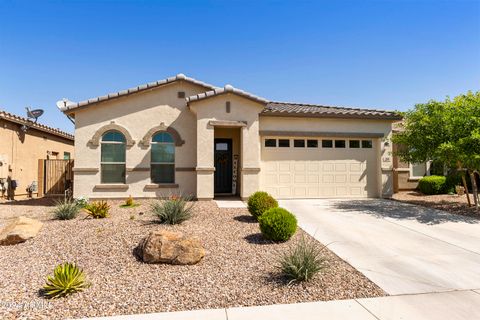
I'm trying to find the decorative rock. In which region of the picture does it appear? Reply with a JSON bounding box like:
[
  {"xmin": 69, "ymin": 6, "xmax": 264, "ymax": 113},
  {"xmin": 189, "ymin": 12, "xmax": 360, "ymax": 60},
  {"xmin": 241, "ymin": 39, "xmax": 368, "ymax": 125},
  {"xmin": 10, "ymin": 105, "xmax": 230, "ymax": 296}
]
[
  {"xmin": 139, "ymin": 230, "xmax": 205, "ymax": 265},
  {"xmin": 0, "ymin": 216, "xmax": 43, "ymax": 245}
]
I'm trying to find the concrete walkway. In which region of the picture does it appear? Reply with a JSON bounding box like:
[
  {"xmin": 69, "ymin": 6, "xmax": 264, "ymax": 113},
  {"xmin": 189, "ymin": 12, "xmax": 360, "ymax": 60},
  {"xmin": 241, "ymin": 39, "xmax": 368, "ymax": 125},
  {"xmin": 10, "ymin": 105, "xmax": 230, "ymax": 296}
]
[
  {"xmin": 87, "ymin": 290, "xmax": 480, "ymax": 320},
  {"xmin": 280, "ymin": 199, "xmax": 480, "ymax": 295}
]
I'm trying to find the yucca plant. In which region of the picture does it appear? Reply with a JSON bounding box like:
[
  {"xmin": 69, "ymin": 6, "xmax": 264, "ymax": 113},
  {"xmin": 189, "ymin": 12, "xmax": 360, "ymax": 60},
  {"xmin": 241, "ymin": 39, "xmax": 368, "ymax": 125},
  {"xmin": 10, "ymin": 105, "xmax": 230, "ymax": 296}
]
[
  {"xmin": 150, "ymin": 194, "xmax": 194, "ymax": 224},
  {"xmin": 84, "ymin": 201, "xmax": 110, "ymax": 218},
  {"xmin": 52, "ymin": 199, "xmax": 80, "ymax": 220},
  {"xmin": 277, "ymin": 236, "xmax": 327, "ymax": 284},
  {"xmin": 43, "ymin": 263, "xmax": 90, "ymax": 299}
]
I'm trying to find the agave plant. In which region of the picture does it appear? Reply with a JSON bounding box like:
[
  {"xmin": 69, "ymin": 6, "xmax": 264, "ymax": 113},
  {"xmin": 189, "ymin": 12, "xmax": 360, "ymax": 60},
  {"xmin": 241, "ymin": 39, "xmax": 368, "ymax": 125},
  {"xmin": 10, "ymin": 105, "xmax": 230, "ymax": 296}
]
[
  {"xmin": 43, "ymin": 263, "xmax": 90, "ymax": 299},
  {"xmin": 84, "ymin": 201, "xmax": 110, "ymax": 218}
]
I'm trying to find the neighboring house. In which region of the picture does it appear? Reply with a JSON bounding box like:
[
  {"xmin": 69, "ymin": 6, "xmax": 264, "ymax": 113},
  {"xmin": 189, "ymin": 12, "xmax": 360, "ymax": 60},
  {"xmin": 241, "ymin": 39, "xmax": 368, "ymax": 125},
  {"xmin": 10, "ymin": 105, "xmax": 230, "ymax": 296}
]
[
  {"xmin": 59, "ymin": 74, "xmax": 401, "ymax": 200},
  {"xmin": 0, "ymin": 110, "xmax": 74, "ymax": 199},
  {"xmin": 392, "ymin": 122, "xmax": 430, "ymax": 192}
]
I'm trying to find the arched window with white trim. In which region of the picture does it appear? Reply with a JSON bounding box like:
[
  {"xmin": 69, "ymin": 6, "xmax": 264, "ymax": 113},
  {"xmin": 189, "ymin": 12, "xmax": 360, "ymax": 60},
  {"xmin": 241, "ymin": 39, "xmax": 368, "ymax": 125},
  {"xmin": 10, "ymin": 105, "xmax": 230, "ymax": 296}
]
[
  {"xmin": 151, "ymin": 132, "xmax": 175, "ymax": 183},
  {"xmin": 101, "ymin": 130, "xmax": 126, "ymax": 183}
]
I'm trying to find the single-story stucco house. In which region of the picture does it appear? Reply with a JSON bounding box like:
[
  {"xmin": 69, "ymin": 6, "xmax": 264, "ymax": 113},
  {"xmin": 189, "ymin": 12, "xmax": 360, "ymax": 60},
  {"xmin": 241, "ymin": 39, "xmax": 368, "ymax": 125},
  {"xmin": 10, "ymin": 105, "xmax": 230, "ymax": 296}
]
[{"xmin": 58, "ymin": 74, "xmax": 402, "ymax": 200}]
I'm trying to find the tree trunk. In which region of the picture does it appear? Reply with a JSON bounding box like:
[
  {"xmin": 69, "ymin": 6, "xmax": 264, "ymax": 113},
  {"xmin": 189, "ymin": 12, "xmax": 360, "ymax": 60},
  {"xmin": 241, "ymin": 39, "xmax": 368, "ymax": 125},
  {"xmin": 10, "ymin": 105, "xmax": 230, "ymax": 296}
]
[
  {"xmin": 462, "ymin": 174, "xmax": 472, "ymax": 207},
  {"xmin": 470, "ymin": 172, "xmax": 479, "ymax": 209}
]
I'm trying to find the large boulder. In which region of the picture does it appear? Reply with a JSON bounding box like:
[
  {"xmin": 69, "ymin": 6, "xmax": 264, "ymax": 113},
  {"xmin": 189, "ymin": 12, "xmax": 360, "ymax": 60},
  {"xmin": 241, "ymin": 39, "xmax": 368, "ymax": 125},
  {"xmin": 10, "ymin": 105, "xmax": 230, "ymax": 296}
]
[
  {"xmin": 139, "ymin": 230, "xmax": 205, "ymax": 265},
  {"xmin": 0, "ymin": 216, "xmax": 43, "ymax": 245}
]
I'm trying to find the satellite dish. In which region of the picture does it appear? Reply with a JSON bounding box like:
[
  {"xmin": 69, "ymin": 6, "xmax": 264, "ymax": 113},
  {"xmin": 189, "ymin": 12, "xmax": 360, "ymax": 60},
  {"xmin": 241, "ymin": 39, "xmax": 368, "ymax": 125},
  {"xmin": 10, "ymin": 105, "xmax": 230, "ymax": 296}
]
[
  {"xmin": 25, "ymin": 107, "xmax": 44, "ymax": 123},
  {"xmin": 56, "ymin": 98, "xmax": 76, "ymax": 110}
]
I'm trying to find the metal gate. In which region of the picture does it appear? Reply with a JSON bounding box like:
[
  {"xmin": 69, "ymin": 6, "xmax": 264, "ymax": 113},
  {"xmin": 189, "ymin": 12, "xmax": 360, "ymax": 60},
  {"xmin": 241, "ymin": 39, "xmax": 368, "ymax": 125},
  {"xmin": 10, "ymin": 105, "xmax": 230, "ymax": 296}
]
[{"xmin": 38, "ymin": 159, "xmax": 74, "ymax": 196}]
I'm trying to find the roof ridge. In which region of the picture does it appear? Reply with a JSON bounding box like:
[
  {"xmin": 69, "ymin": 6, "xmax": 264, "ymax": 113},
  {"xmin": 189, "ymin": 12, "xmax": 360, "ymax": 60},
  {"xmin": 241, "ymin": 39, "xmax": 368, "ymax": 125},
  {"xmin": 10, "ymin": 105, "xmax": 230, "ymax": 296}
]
[
  {"xmin": 0, "ymin": 110, "xmax": 74, "ymax": 140},
  {"xmin": 186, "ymin": 84, "xmax": 269, "ymax": 104},
  {"xmin": 269, "ymin": 101, "xmax": 396, "ymax": 113},
  {"xmin": 60, "ymin": 73, "xmax": 219, "ymax": 112}
]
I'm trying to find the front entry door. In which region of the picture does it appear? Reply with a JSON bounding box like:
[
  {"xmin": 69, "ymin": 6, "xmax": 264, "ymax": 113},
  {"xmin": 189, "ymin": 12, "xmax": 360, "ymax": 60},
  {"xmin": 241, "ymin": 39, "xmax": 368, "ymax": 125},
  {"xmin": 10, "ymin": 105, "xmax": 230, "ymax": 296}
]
[{"xmin": 214, "ymin": 139, "xmax": 233, "ymax": 194}]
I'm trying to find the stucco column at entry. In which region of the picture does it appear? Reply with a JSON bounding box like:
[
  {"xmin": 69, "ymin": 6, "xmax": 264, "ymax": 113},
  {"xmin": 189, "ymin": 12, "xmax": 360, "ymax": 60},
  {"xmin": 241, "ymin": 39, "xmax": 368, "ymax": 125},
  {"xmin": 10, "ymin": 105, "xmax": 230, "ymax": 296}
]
[
  {"xmin": 240, "ymin": 125, "xmax": 261, "ymax": 200},
  {"xmin": 196, "ymin": 121, "xmax": 215, "ymax": 200}
]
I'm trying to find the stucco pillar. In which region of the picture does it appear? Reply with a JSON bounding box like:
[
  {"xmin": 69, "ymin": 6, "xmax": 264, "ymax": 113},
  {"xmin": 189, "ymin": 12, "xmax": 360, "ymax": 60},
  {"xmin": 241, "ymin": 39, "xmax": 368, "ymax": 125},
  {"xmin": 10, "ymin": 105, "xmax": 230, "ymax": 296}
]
[
  {"xmin": 379, "ymin": 135, "xmax": 394, "ymax": 197},
  {"xmin": 240, "ymin": 124, "xmax": 261, "ymax": 200},
  {"xmin": 196, "ymin": 120, "xmax": 214, "ymax": 200}
]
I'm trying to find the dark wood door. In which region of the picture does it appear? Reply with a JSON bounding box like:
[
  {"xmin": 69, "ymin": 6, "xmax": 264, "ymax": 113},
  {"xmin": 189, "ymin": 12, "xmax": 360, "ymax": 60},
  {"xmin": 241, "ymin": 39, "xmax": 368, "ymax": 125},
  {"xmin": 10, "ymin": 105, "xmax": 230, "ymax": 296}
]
[{"xmin": 214, "ymin": 139, "xmax": 232, "ymax": 194}]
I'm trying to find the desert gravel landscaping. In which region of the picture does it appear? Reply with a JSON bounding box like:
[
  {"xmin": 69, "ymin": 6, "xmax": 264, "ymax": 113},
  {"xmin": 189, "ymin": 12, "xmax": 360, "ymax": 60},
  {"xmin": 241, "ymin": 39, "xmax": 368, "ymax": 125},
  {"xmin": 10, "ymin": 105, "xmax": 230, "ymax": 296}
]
[
  {"xmin": 392, "ymin": 191, "xmax": 479, "ymax": 218},
  {"xmin": 0, "ymin": 199, "xmax": 384, "ymax": 319}
]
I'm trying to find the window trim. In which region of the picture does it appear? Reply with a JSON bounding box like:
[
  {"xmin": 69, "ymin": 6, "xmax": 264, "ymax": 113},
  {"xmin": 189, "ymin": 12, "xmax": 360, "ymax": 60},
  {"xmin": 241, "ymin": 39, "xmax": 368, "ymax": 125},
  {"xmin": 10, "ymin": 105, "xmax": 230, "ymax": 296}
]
[
  {"xmin": 100, "ymin": 130, "xmax": 126, "ymax": 184},
  {"xmin": 150, "ymin": 132, "xmax": 176, "ymax": 184}
]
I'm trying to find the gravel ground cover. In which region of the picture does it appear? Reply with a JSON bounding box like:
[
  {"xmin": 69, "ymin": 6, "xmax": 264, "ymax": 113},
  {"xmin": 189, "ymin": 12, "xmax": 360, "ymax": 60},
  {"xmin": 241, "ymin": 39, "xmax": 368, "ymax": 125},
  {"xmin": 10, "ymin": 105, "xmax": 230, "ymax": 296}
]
[
  {"xmin": 392, "ymin": 191, "xmax": 479, "ymax": 218},
  {"xmin": 0, "ymin": 199, "xmax": 384, "ymax": 319}
]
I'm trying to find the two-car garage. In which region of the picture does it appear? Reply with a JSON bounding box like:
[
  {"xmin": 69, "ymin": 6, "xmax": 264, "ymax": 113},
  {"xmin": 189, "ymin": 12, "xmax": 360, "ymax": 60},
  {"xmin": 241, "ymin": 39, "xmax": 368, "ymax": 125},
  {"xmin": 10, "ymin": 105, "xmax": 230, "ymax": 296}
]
[{"xmin": 260, "ymin": 136, "xmax": 379, "ymax": 198}]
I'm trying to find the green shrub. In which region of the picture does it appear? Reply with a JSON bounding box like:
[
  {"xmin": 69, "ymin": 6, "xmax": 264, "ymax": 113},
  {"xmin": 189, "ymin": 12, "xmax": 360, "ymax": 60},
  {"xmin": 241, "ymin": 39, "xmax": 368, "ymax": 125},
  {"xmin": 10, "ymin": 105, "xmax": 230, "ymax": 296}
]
[
  {"xmin": 52, "ymin": 199, "xmax": 80, "ymax": 220},
  {"xmin": 418, "ymin": 175, "xmax": 447, "ymax": 195},
  {"xmin": 277, "ymin": 236, "xmax": 327, "ymax": 283},
  {"xmin": 74, "ymin": 196, "xmax": 89, "ymax": 208},
  {"xmin": 259, "ymin": 207, "xmax": 297, "ymax": 242},
  {"xmin": 84, "ymin": 201, "xmax": 110, "ymax": 218},
  {"xmin": 151, "ymin": 195, "xmax": 193, "ymax": 224},
  {"xmin": 43, "ymin": 262, "xmax": 90, "ymax": 299},
  {"xmin": 247, "ymin": 191, "xmax": 278, "ymax": 219}
]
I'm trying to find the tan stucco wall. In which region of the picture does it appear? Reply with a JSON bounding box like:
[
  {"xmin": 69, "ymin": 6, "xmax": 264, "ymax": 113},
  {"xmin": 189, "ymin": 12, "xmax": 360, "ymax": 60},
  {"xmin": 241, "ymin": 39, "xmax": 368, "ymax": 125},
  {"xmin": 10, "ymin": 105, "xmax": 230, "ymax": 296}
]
[
  {"xmin": 259, "ymin": 116, "xmax": 395, "ymax": 197},
  {"xmin": 0, "ymin": 119, "xmax": 74, "ymax": 198},
  {"xmin": 190, "ymin": 94, "xmax": 264, "ymax": 199},
  {"xmin": 72, "ymin": 81, "xmax": 206, "ymax": 199}
]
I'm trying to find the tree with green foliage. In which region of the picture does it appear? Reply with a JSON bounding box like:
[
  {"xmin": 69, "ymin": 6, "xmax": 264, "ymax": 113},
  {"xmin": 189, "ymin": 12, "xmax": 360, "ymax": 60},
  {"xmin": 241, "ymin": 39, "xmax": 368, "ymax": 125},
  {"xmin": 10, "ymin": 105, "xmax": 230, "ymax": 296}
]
[{"xmin": 392, "ymin": 91, "xmax": 480, "ymax": 208}]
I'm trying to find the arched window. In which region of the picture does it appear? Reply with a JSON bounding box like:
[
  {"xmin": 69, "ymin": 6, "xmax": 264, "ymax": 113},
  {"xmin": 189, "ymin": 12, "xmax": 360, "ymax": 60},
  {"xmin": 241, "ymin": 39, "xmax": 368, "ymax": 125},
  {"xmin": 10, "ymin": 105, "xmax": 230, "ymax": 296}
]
[
  {"xmin": 101, "ymin": 130, "xmax": 126, "ymax": 183},
  {"xmin": 151, "ymin": 132, "xmax": 175, "ymax": 183}
]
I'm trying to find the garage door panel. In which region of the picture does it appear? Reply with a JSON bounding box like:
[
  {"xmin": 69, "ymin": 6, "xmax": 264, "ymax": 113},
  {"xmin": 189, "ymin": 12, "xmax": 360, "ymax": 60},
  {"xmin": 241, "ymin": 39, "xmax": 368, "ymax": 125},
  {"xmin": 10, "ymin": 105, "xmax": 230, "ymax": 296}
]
[
  {"xmin": 279, "ymin": 174, "xmax": 291, "ymax": 183},
  {"xmin": 294, "ymin": 174, "xmax": 306, "ymax": 183},
  {"xmin": 260, "ymin": 138, "xmax": 378, "ymax": 199}
]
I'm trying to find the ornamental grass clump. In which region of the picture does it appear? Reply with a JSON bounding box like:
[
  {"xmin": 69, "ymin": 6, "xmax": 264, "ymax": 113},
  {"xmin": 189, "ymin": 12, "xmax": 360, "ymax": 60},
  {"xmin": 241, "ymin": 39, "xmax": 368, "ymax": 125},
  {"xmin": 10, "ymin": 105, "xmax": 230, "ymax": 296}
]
[
  {"xmin": 52, "ymin": 199, "xmax": 80, "ymax": 220},
  {"xmin": 84, "ymin": 201, "xmax": 110, "ymax": 218},
  {"xmin": 247, "ymin": 191, "xmax": 278, "ymax": 220},
  {"xmin": 43, "ymin": 262, "xmax": 90, "ymax": 299},
  {"xmin": 277, "ymin": 236, "xmax": 327, "ymax": 284},
  {"xmin": 151, "ymin": 194, "xmax": 194, "ymax": 225},
  {"xmin": 259, "ymin": 207, "xmax": 297, "ymax": 242}
]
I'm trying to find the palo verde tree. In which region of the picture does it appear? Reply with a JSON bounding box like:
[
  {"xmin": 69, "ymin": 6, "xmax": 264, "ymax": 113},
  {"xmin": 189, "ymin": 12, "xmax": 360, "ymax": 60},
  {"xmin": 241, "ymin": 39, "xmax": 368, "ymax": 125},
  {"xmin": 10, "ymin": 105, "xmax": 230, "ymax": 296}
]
[{"xmin": 392, "ymin": 91, "xmax": 480, "ymax": 208}]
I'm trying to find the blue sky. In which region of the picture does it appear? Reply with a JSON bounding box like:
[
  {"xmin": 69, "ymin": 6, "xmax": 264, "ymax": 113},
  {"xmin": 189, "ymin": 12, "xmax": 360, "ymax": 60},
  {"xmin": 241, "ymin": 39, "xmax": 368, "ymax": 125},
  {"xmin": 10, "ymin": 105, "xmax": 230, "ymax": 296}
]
[{"xmin": 0, "ymin": 0, "xmax": 479, "ymax": 133}]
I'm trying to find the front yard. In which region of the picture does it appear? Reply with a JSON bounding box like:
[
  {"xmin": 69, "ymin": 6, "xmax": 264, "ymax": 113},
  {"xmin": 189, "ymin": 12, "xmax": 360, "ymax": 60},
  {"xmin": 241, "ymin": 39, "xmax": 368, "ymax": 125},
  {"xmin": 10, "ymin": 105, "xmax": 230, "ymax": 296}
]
[{"xmin": 0, "ymin": 199, "xmax": 383, "ymax": 319}]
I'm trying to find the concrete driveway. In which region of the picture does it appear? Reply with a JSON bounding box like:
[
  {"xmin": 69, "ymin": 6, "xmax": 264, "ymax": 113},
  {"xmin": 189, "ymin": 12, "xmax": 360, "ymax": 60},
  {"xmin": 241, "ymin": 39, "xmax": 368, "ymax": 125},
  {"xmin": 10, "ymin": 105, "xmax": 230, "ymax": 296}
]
[{"xmin": 279, "ymin": 199, "xmax": 480, "ymax": 295}]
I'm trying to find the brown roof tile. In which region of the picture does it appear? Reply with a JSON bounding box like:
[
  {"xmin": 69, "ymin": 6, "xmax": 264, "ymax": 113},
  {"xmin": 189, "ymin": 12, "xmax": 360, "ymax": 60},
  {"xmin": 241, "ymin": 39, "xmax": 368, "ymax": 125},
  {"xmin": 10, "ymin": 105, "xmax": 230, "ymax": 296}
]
[
  {"xmin": 262, "ymin": 102, "xmax": 402, "ymax": 120},
  {"xmin": 0, "ymin": 110, "xmax": 74, "ymax": 140}
]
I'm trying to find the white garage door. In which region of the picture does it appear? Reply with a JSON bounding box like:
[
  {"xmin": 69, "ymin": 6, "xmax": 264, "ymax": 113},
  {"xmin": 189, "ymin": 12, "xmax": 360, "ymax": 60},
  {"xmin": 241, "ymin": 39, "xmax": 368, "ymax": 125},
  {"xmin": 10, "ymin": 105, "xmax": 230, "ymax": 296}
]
[{"xmin": 260, "ymin": 137, "xmax": 379, "ymax": 198}]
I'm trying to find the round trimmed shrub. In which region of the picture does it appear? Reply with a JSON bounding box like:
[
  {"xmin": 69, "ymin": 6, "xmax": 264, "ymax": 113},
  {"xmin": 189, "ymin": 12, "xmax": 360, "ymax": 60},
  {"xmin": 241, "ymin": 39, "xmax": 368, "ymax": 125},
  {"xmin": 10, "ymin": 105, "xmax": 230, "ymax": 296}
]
[
  {"xmin": 259, "ymin": 207, "xmax": 297, "ymax": 242},
  {"xmin": 247, "ymin": 191, "xmax": 278, "ymax": 219},
  {"xmin": 418, "ymin": 175, "xmax": 447, "ymax": 195}
]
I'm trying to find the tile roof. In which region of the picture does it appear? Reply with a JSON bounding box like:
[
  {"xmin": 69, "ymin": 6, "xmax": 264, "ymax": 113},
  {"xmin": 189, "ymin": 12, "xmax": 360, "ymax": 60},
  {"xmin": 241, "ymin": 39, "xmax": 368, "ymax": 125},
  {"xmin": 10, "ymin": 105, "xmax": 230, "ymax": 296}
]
[
  {"xmin": 58, "ymin": 73, "xmax": 401, "ymax": 121},
  {"xmin": 0, "ymin": 110, "xmax": 74, "ymax": 140},
  {"xmin": 59, "ymin": 74, "xmax": 218, "ymax": 113},
  {"xmin": 186, "ymin": 84, "xmax": 269, "ymax": 105},
  {"xmin": 262, "ymin": 102, "xmax": 402, "ymax": 120}
]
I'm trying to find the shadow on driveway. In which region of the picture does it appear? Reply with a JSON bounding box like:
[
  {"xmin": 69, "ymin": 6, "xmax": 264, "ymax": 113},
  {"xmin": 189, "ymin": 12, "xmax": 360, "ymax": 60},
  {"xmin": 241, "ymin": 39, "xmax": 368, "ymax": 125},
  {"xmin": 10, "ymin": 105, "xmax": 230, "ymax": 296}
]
[{"xmin": 331, "ymin": 199, "xmax": 480, "ymax": 226}]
